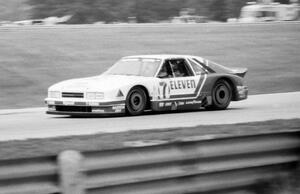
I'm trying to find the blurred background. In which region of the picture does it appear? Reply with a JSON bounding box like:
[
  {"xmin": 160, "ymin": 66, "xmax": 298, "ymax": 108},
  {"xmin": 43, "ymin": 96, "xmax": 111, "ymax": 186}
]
[{"xmin": 0, "ymin": 0, "xmax": 299, "ymax": 25}]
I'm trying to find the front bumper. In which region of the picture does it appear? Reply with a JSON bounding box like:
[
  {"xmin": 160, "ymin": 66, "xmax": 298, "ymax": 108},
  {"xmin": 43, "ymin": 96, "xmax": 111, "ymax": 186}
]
[{"xmin": 45, "ymin": 99, "xmax": 125, "ymax": 115}]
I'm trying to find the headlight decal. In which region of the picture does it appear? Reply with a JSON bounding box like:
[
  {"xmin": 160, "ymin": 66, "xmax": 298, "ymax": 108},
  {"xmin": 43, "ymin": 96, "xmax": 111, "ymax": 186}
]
[
  {"xmin": 48, "ymin": 91, "xmax": 61, "ymax": 98},
  {"xmin": 86, "ymin": 92, "xmax": 104, "ymax": 100}
]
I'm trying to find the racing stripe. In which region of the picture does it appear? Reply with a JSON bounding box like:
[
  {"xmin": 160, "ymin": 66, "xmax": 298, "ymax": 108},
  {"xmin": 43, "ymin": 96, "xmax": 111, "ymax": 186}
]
[
  {"xmin": 163, "ymin": 82, "xmax": 167, "ymax": 99},
  {"xmin": 191, "ymin": 73, "xmax": 203, "ymax": 96},
  {"xmin": 196, "ymin": 74, "xmax": 207, "ymax": 97}
]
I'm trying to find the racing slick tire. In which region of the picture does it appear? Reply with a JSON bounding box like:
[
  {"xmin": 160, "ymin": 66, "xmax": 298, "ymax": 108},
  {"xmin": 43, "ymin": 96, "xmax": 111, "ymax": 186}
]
[
  {"xmin": 206, "ymin": 79, "xmax": 232, "ymax": 110},
  {"xmin": 126, "ymin": 87, "xmax": 147, "ymax": 116}
]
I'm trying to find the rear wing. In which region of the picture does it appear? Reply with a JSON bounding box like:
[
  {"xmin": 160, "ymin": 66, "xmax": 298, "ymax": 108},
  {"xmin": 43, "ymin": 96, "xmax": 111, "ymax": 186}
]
[{"xmin": 194, "ymin": 57, "xmax": 248, "ymax": 78}]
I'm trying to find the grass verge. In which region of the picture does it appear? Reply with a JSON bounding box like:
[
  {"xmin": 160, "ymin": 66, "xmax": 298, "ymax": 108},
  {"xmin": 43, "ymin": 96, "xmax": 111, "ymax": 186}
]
[{"xmin": 0, "ymin": 23, "xmax": 300, "ymax": 108}]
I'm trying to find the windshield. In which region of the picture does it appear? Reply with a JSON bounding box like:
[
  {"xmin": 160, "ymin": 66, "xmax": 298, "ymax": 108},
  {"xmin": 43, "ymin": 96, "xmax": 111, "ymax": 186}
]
[{"xmin": 105, "ymin": 58, "xmax": 162, "ymax": 77}]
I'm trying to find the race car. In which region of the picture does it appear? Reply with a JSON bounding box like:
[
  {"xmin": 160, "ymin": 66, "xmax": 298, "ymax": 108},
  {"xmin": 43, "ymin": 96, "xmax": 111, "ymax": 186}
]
[{"xmin": 45, "ymin": 55, "xmax": 248, "ymax": 116}]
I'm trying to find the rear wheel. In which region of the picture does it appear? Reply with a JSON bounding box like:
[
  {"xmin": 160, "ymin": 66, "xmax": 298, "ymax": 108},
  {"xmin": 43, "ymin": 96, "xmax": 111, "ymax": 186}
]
[
  {"xmin": 126, "ymin": 87, "xmax": 147, "ymax": 116},
  {"xmin": 207, "ymin": 79, "xmax": 232, "ymax": 110}
]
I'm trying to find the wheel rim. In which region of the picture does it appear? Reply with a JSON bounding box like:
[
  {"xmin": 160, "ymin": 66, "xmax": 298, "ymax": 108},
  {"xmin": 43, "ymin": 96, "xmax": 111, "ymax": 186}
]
[
  {"xmin": 130, "ymin": 92, "xmax": 143, "ymax": 111},
  {"xmin": 214, "ymin": 84, "xmax": 230, "ymax": 105}
]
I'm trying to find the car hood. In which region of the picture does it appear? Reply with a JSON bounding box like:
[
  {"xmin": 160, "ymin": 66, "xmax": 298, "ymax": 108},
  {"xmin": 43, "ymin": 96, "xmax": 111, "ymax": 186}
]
[{"xmin": 49, "ymin": 74, "xmax": 152, "ymax": 92}]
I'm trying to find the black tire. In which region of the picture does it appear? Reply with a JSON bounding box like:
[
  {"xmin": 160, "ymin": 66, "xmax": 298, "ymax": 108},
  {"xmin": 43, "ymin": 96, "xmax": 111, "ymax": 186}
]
[
  {"xmin": 207, "ymin": 79, "xmax": 232, "ymax": 110},
  {"xmin": 126, "ymin": 87, "xmax": 147, "ymax": 116}
]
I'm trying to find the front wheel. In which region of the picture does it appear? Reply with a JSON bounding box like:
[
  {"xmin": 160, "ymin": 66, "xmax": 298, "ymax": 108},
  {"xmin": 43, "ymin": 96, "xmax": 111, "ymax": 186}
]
[
  {"xmin": 126, "ymin": 87, "xmax": 147, "ymax": 116},
  {"xmin": 207, "ymin": 79, "xmax": 232, "ymax": 110}
]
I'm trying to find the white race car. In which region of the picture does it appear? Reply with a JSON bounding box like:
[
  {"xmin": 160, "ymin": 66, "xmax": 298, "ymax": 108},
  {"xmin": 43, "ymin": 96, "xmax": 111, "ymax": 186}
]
[{"xmin": 45, "ymin": 55, "xmax": 248, "ymax": 116}]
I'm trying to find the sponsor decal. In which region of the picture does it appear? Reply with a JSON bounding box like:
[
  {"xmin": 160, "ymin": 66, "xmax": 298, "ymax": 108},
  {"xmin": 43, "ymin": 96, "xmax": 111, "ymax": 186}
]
[
  {"xmin": 169, "ymin": 74, "xmax": 207, "ymax": 99},
  {"xmin": 154, "ymin": 74, "xmax": 207, "ymax": 101},
  {"xmin": 92, "ymin": 108, "xmax": 105, "ymax": 113},
  {"xmin": 156, "ymin": 100, "xmax": 202, "ymax": 109},
  {"xmin": 237, "ymin": 86, "xmax": 248, "ymax": 97},
  {"xmin": 165, "ymin": 102, "xmax": 172, "ymax": 107},
  {"xmin": 88, "ymin": 102, "xmax": 99, "ymax": 106},
  {"xmin": 178, "ymin": 101, "xmax": 185, "ymax": 106},
  {"xmin": 159, "ymin": 102, "xmax": 164, "ymax": 107},
  {"xmin": 158, "ymin": 82, "xmax": 171, "ymax": 99},
  {"xmin": 185, "ymin": 100, "xmax": 202, "ymax": 105},
  {"xmin": 112, "ymin": 105, "xmax": 125, "ymax": 110},
  {"xmin": 169, "ymin": 80, "xmax": 196, "ymax": 90}
]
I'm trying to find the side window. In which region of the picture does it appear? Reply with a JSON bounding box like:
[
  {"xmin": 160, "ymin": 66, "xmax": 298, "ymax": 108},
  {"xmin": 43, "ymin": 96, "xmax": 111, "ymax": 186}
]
[
  {"xmin": 169, "ymin": 59, "xmax": 194, "ymax": 77},
  {"xmin": 188, "ymin": 59, "xmax": 206, "ymax": 75},
  {"xmin": 157, "ymin": 62, "xmax": 173, "ymax": 79}
]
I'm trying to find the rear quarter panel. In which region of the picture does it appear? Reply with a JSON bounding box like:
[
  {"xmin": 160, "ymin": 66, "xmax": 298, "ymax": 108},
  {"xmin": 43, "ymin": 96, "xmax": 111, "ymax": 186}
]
[{"xmin": 201, "ymin": 73, "xmax": 245, "ymax": 101}]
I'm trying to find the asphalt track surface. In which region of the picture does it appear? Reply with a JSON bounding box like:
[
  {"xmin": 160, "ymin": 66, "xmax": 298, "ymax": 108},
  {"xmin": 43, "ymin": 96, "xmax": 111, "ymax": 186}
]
[{"xmin": 0, "ymin": 92, "xmax": 299, "ymax": 141}]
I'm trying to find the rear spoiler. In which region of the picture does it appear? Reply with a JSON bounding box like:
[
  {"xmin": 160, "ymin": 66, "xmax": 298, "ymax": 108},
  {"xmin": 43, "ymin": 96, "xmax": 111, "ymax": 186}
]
[{"xmin": 228, "ymin": 67, "xmax": 248, "ymax": 78}]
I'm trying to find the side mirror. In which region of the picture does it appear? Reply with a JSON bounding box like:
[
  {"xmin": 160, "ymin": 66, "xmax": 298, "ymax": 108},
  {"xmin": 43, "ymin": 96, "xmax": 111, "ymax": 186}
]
[{"xmin": 158, "ymin": 72, "xmax": 169, "ymax": 79}]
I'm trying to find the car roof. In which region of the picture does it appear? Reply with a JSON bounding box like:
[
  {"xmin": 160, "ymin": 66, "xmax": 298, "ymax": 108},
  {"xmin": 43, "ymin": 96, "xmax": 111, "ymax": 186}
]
[{"xmin": 123, "ymin": 54, "xmax": 204, "ymax": 60}]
